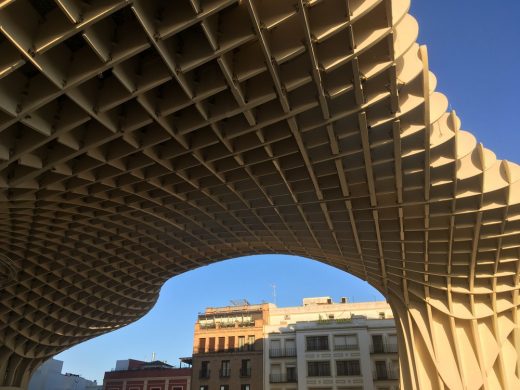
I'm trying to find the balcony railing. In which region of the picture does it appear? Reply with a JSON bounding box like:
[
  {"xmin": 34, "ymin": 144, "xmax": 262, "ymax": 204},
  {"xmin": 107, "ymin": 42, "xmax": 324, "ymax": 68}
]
[
  {"xmin": 333, "ymin": 344, "xmax": 359, "ymax": 351},
  {"xmin": 195, "ymin": 345, "xmax": 256, "ymax": 354},
  {"xmin": 240, "ymin": 367, "xmax": 251, "ymax": 377},
  {"xmin": 370, "ymin": 343, "xmax": 398, "ymax": 354},
  {"xmin": 269, "ymin": 347, "xmax": 297, "ymax": 358},
  {"xmin": 373, "ymin": 368, "xmax": 399, "ymax": 381},
  {"xmin": 219, "ymin": 368, "xmax": 230, "ymax": 378},
  {"xmin": 269, "ymin": 373, "xmax": 297, "ymax": 383},
  {"xmin": 199, "ymin": 321, "xmax": 255, "ymax": 329},
  {"xmin": 199, "ymin": 369, "xmax": 210, "ymax": 379}
]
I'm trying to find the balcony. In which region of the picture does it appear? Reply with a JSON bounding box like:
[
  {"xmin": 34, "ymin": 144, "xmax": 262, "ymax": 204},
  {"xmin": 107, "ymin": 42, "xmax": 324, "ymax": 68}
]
[
  {"xmin": 199, "ymin": 321, "xmax": 255, "ymax": 329},
  {"xmin": 370, "ymin": 343, "xmax": 398, "ymax": 354},
  {"xmin": 269, "ymin": 373, "xmax": 298, "ymax": 383},
  {"xmin": 199, "ymin": 369, "xmax": 210, "ymax": 379},
  {"xmin": 373, "ymin": 368, "xmax": 399, "ymax": 381},
  {"xmin": 219, "ymin": 368, "xmax": 231, "ymax": 378},
  {"xmin": 269, "ymin": 347, "xmax": 297, "ymax": 358},
  {"xmin": 334, "ymin": 344, "xmax": 359, "ymax": 351},
  {"xmin": 240, "ymin": 367, "xmax": 251, "ymax": 377},
  {"xmin": 195, "ymin": 345, "xmax": 256, "ymax": 354}
]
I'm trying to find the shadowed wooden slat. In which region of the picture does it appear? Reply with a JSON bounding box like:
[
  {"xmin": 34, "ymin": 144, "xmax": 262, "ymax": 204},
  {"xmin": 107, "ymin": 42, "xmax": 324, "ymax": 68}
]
[{"xmin": 0, "ymin": 1, "xmax": 519, "ymax": 389}]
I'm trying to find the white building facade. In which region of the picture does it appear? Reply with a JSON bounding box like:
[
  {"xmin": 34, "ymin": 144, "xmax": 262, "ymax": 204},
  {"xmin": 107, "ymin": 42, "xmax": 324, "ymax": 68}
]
[
  {"xmin": 28, "ymin": 358, "xmax": 100, "ymax": 390},
  {"xmin": 264, "ymin": 297, "xmax": 399, "ymax": 390}
]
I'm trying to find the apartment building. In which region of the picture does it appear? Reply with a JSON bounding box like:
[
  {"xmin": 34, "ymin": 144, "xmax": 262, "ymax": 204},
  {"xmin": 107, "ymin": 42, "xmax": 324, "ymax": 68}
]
[
  {"xmin": 264, "ymin": 297, "xmax": 399, "ymax": 390},
  {"xmin": 190, "ymin": 302, "xmax": 270, "ymax": 390},
  {"xmin": 29, "ymin": 358, "xmax": 100, "ymax": 390}
]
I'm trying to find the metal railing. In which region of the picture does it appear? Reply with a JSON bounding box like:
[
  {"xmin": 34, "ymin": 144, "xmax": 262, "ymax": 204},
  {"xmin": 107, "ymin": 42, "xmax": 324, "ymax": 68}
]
[
  {"xmin": 370, "ymin": 343, "xmax": 398, "ymax": 353},
  {"xmin": 333, "ymin": 344, "xmax": 359, "ymax": 351},
  {"xmin": 373, "ymin": 367, "xmax": 399, "ymax": 380},
  {"xmin": 269, "ymin": 373, "xmax": 297, "ymax": 383},
  {"xmin": 269, "ymin": 347, "xmax": 297, "ymax": 357},
  {"xmin": 219, "ymin": 368, "xmax": 230, "ymax": 377},
  {"xmin": 195, "ymin": 345, "xmax": 256, "ymax": 354},
  {"xmin": 199, "ymin": 321, "xmax": 255, "ymax": 329},
  {"xmin": 199, "ymin": 369, "xmax": 210, "ymax": 379},
  {"xmin": 306, "ymin": 345, "xmax": 329, "ymax": 352}
]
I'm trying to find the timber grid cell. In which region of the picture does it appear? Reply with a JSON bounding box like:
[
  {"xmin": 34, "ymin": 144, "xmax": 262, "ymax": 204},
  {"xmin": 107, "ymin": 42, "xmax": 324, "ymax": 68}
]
[{"xmin": 0, "ymin": 1, "xmax": 519, "ymax": 389}]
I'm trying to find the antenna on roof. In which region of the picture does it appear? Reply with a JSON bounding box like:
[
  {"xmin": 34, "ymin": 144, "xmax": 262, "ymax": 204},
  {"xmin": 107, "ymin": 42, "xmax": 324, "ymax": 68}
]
[{"xmin": 271, "ymin": 283, "xmax": 277, "ymax": 305}]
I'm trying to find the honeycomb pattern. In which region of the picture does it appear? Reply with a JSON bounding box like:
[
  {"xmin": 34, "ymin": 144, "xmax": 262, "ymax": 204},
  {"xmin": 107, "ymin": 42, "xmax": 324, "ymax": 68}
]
[{"xmin": 0, "ymin": 0, "xmax": 519, "ymax": 389}]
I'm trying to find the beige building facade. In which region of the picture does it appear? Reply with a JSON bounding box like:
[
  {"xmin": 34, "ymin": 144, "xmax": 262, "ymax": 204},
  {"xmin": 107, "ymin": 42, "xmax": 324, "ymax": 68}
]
[
  {"xmin": 264, "ymin": 297, "xmax": 398, "ymax": 390},
  {"xmin": 191, "ymin": 303, "xmax": 269, "ymax": 390}
]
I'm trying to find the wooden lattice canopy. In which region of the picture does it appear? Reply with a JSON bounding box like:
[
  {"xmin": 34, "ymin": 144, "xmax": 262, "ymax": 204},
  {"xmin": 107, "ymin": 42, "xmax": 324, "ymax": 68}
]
[{"xmin": 0, "ymin": 1, "xmax": 519, "ymax": 389}]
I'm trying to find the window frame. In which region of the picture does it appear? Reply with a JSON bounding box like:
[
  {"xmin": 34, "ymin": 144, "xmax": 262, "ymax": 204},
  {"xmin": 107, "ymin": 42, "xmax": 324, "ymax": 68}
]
[
  {"xmin": 307, "ymin": 360, "xmax": 331, "ymax": 377},
  {"xmin": 336, "ymin": 359, "xmax": 361, "ymax": 376},
  {"xmin": 333, "ymin": 334, "xmax": 359, "ymax": 351},
  {"xmin": 306, "ymin": 335, "xmax": 329, "ymax": 351}
]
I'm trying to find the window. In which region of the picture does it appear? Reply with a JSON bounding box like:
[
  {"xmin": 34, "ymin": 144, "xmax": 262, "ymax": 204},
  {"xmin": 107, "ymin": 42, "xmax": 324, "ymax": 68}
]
[
  {"xmin": 228, "ymin": 336, "xmax": 235, "ymax": 350},
  {"xmin": 286, "ymin": 365, "xmax": 297, "ymax": 382},
  {"xmin": 334, "ymin": 334, "xmax": 358, "ymax": 350},
  {"xmin": 218, "ymin": 336, "xmax": 225, "ymax": 351},
  {"xmin": 172, "ymin": 387, "xmax": 183, "ymax": 390},
  {"xmin": 270, "ymin": 364, "xmax": 282, "ymax": 383},
  {"xmin": 241, "ymin": 385, "xmax": 250, "ymax": 390},
  {"xmin": 372, "ymin": 335, "xmax": 384, "ymax": 353},
  {"xmin": 199, "ymin": 387, "xmax": 208, "ymax": 390},
  {"xmin": 220, "ymin": 360, "xmax": 230, "ymax": 377},
  {"xmin": 219, "ymin": 386, "xmax": 229, "ymax": 390},
  {"xmin": 238, "ymin": 336, "xmax": 245, "ymax": 351},
  {"xmin": 285, "ymin": 339, "xmax": 296, "ymax": 356},
  {"xmin": 200, "ymin": 361, "xmax": 210, "ymax": 379},
  {"xmin": 241, "ymin": 359, "xmax": 251, "ymax": 377},
  {"xmin": 269, "ymin": 339, "xmax": 281, "ymax": 357},
  {"xmin": 336, "ymin": 360, "xmax": 361, "ymax": 376},
  {"xmin": 387, "ymin": 334, "xmax": 398, "ymax": 353},
  {"xmin": 198, "ymin": 338, "xmax": 206, "ymax": 353},
  {"xmin": 375, "ymin": 361, "xmax": 388, "ymax": 380},
  {"xmin": 208, "ymin": 337, "xmax": 216, "ymax": 352},
  {"xmin": 306, "ymin": 335, "xmax": 329, "ymax": 351},
  {"xmin": 307, "ymin": 361, "xmax": 331, "ymax": 377},
  {"xmin": 247, "ymin": 335, "xmax": 255, "ymax": 350}
]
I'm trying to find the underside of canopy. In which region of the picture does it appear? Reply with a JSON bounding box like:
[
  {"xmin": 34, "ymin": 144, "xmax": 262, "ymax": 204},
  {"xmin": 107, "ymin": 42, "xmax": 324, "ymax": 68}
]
[{"xmin": 0, "ymin": 0, "xmax": 519, "ymax": 389}]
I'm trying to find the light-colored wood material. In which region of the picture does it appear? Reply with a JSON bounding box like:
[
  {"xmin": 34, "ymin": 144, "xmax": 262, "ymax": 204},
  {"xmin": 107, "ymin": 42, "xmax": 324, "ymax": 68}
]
[{"xmin": 0, "ymin": 1, "xmax": 519, "ymax": 389}]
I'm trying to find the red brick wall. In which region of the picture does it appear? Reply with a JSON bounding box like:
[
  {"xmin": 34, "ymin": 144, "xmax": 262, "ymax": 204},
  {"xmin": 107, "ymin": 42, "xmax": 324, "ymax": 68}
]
[{"xmin": 103, "ymin": 368, "xmax": 191, "ymax": 390}]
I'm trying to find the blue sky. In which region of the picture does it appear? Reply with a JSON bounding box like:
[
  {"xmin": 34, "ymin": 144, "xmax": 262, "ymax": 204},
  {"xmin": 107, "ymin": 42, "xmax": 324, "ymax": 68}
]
[
  {"xmin": 412, "ymin": 0, "xmax": 520, "ymax": 162},
  {"xmin": 55, "ymin": 0, "xmax": 520, "ymax": 383},
  {"xmin": 57, "ymin": 255, "xmax": 383, "ymax": 382}
]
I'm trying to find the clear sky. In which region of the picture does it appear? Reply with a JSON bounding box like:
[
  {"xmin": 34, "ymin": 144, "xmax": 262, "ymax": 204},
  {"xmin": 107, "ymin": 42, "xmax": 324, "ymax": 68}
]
[
  {"xmin": 56, "ymin": 255, "xmax": 384, "ymax": 382},
  {"xmin": 55, "ymin": 0, "xmax": 520, "ymax": 384}
]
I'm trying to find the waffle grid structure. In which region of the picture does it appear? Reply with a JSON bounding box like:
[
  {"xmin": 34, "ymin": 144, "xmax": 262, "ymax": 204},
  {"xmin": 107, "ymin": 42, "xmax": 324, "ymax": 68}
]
[{"xmin": 0, "ymin": 0, "xmax": 519, "ymax": 389}]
